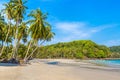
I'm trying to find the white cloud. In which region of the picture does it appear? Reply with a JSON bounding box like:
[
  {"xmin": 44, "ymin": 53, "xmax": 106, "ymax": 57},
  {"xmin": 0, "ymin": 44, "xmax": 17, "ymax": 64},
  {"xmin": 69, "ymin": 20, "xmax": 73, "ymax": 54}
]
[
  {"xmin": 104, "ymin": 40, "xmax": 120, "ymax": 46},
  {"xmin": 56, "ymin": 22, "xmax": 84, "ymax": 32},
  {"xmin": 47, "ymin": 21, "xmax": 118, "ymax": 45},
  {"xmin": 55, "ymin": 22, "xmax": 91, "ymax": 38},
  {"xmin": 91, "ymin": 24, "xmax": 118, "ymax": 33}
]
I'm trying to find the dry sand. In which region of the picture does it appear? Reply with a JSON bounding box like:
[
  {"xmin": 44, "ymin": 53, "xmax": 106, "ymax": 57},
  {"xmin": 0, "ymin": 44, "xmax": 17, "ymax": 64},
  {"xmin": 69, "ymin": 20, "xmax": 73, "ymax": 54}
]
[{"xmin": 0, "ymin": 59, "xmax": 120, "ymax": 80}]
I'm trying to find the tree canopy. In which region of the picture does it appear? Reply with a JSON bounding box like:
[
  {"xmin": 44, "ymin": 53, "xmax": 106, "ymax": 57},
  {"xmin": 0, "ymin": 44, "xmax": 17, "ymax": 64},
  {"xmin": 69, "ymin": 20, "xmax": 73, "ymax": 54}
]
[
  {"xmin": 0, "ymin": 0, "xmax": 54, "ymax": 62},
  {"xmin": 109, "ymin": 46, "xmax": 120, "ymax": 58},
  {"xmin": 36, "ymin": 40, "xmax": 111, "ymax": 59}
]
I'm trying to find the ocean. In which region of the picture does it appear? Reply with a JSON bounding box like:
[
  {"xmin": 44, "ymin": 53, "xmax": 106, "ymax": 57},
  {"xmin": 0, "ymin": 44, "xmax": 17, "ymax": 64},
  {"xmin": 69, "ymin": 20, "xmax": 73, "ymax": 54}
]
[{"xmin": 89, "ymin": 59, "xmax": 120, "ymax": 68}]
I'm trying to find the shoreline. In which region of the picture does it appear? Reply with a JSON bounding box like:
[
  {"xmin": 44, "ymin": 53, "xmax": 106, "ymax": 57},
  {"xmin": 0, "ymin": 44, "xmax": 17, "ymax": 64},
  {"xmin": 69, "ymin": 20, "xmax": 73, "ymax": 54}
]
[
  {"xmin": 103, "ymin": 58, "xmax": 120, "ymax": 60},
  {"xmin": 0, "ymin": 59, "xmax": 120, "ymax": 80},
  {"xmin": 29, "ymin": 59, "xmax": 120, "ymax": 71}
]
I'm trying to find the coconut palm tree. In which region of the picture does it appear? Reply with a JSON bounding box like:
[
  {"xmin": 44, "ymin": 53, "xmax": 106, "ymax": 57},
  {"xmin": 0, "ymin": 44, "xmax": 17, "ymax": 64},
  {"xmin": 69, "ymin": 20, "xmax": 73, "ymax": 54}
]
[
  {"xmin": 17, "ymin": 22, "xmax": 28, "ymax": 58},
  {"xmin": 24, "ymin": 9, "xmax": 54, "ymax": 61},
  {"xmin": 0, "ymin": 2, "xmax": 13, "ymax": 57},
  {"xmin": 0, "ymin": 13, "xmax": 5, "ymax": 46},
  {"xmin": 0, "ymin": 12, "xmax": 7, "ymax": 51},
  {"xmin": 43, "ymin": 26, "xmax": 55, "ymax": 42},
  {"xmin": 11, "ymin": 0, "xmax": 27, "ymax": 22},
  {"xmin": 26, "ymin": 26, "xmax": 55, "ymax": 60},
  {"xmin": 18, "ymin": 22, "xmax": 28, "ymax": 43},
  {"xmin": 10, "ymin": 0, "xmax": 27, "ymax": 59}
]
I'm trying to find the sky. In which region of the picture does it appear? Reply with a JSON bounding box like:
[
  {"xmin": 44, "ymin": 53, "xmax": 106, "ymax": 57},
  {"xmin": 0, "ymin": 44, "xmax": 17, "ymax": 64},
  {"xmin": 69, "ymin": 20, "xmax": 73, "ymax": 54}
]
[{"xmin": 0, "ymin": 0, "xmax": 120, "ymax": 46}]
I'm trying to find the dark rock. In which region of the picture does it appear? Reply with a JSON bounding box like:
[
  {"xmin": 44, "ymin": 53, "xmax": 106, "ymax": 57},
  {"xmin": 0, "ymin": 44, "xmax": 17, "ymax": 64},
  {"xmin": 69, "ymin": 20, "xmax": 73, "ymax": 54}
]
[{"xmin": 8, "ymin": 58, "xmax": 19, "ymax": 64}]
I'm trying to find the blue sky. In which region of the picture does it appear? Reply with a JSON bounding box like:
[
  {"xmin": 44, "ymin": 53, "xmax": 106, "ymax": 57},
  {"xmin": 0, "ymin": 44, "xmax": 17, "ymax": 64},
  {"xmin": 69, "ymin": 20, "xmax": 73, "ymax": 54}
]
[{"xmin": 0, "ymin": 0, "xmax": 120, "ymax": 46}]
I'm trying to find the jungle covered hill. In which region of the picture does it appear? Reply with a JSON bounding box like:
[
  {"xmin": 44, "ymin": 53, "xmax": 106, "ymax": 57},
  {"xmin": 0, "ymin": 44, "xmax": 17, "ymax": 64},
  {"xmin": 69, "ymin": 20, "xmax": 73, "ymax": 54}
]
[
  {"xmin": 1, "ymin": 40, "xmax": 120, "ymax": 60},
  {"xmin": 110, "ymin": 46, "xmax": 120, "ymax": 58},
  {"xmin": 36, "ymin": 40, "xmax": 111, "ymax": 59}
]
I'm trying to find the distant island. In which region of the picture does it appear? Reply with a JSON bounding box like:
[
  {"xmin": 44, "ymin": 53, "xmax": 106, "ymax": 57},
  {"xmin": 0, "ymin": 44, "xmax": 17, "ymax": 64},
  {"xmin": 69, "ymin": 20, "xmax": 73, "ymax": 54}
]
[
  {"xmin": 110, "ymin": 46, "xmax": 120, "ymax": 58},
  {"xmin": 35, "ymin": 40, "xmax": 120, "ymax": 59}
]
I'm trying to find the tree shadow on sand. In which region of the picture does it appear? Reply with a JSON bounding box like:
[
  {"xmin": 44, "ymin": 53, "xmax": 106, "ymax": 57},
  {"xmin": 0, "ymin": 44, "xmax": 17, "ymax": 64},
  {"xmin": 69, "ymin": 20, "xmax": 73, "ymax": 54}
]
[
  {"xmin": 46, "ymin": 61, "xmax": 59, "ymax": 65},
  {"xmin": 0, "ymin": 58, "xmax": 19, "ymax": 67},
  {"xmin": 0, "ymin": 63, "xmax": 19, "ymax": 67}
]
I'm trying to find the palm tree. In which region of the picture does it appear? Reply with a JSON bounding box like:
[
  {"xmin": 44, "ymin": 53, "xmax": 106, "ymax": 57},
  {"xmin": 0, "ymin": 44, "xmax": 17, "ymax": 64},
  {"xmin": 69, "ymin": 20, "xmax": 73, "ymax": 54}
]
[
  {"xmin": 26, "ymin": 26, "xmax": 55, "ymax": 60},
  {"xmin": 24, "ymin": 9, "xmax": 54, "ymax": 61},
  {"xmin": 0, "ymin": 12, "xmax": 7, "ymax": 55},
  {"xmin": 10, "ymin": 0, "xmax": 27, "ymax": 59},
  {"xmin": 0, "ymin": 2, "xmax": 13, "ymax": 57},
  {"xmin": 43, "ymin": 26, "xmax": 55, "ymax": 42},
  {"xmin": 11, "ymin": 0, "xmax": 27, "ymax": 22},
  {"xmin": 0, "ymin": 13, "xmax": 4, "ymax": 47},
  {"xmin": 17, "ymin": 22, "xmax": 28, "ymax": 58},
  {"xmin": 18, "ymin": 22, "xmax": 28, "ymax": 43}
]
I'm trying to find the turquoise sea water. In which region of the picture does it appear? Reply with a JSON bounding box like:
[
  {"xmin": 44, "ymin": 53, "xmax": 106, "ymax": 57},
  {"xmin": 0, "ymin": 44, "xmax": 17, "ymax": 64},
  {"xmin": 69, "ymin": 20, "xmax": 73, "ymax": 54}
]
[{"xmin": 89, "ymin": 59, "xmax": 120, "ymax": 68}]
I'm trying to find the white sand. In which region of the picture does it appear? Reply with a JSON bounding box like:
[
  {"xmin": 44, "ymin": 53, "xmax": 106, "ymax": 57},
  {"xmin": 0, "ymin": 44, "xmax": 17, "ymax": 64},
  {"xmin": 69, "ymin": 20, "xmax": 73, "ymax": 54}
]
[{"xmin": 0, "ymin": 59, "xmax": 120, "ymax": 80}]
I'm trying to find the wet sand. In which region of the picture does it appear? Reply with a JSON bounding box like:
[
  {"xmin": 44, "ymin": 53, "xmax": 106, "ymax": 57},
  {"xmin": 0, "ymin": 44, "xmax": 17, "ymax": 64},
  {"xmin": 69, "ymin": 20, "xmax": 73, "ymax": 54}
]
[{"xmin": 0, "ymin": 59, "xmax": 120, "ymax": 80}]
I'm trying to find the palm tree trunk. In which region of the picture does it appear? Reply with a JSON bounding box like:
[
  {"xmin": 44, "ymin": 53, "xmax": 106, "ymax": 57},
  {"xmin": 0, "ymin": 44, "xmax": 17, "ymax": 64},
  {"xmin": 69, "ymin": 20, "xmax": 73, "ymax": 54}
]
[
  {"xmin": 25, "ymin": 31, "xmax": 51, "ymax": 61},
  {"xmin": 26, "ymin": 46, "xmax": 38, "ymax": 60},
  {"xmin": 12, "ymin": 18, "xmax": 19, "ymax": 59},
  {"xmin": 25, "ymin": 40, "xmax": 45, "ymax": 61},
  {"xmin": 23, "ymin": 40, "xmax": 32, "ymax": 61},
  {"xmin": 15, "ymin": 41, "xmax": 20, "ymax": 59},
  {"xmin": 0, "ymin": 20, "xmax": 11, "ymax": 57}
]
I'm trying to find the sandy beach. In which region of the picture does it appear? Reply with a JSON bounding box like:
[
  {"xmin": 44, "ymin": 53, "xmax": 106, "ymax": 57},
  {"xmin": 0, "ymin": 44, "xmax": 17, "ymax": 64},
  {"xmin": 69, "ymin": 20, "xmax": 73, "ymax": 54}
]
[{"xmin": 0, "ymin": 59, "xmax": 120, "ymax": 80}]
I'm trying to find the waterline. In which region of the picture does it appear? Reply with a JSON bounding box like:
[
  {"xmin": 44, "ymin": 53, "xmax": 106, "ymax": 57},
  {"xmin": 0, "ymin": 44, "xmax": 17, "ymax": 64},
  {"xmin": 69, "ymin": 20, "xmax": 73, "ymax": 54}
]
[{"xmin": 89, "ymin": 59, "xmax": 120, "ymax": 68}]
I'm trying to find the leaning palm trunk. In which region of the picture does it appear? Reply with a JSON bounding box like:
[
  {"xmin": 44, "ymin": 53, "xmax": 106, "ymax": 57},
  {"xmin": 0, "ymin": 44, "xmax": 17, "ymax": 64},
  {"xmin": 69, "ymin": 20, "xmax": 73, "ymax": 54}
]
[
  {"xmin": 14, "ymin": 41, "xmax": 20, "ymax": 59},
  {"xmin": 26, "ymin": 46, "xmax": 38, "ymax": 61},
  {"xmin": 12, "ymin": 20, "xmax": 19, "ymax": 59},
  {"xmin": 24, "ymin": 30, "xmax": 54, "ymax": 61},
  {"xmin": 25, "ymin": 40, "xmax": 45, "ymax": 61},
  {"xmin": 0, "ymin": 21, "xmax": 11, "ymax": 57},
  {"xmin": 23, "ymin": 40, "xmax": 32, "ymax": 61}
]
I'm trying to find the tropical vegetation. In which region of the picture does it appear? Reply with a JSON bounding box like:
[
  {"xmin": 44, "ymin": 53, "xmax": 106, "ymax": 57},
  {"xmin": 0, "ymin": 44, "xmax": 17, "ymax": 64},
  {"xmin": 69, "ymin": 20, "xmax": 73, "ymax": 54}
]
[
  {"xmin": 0, "ymin": 0, "xmax": 118, "ymax": 63},
  {"xmin": 0, "ymin": 0, "xmax": 54, "ymax": 63},
  {"xmin": 36, "ymin": 40, "xmax": 111, "ymax": 59},
  {"xmin": 110, "ymin": 46, "xmax": 120, "ymax": 58}
]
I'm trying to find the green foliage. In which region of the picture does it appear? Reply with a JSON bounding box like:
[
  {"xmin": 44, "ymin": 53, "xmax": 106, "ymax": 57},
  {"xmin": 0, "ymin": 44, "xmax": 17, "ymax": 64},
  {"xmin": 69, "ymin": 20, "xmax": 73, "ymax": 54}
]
[
  {"xmin": 96, "ymin": 50, "xmax": 106, "ymax": 58},
  {"xmin": 75, "ymin": 52, "xmax": 84, "ymax": 59},
  {"xmin": 110, "ymin": 46, "xmax": 120, "ymax": 53},
  {"xmin": 110, "ymin": 46, "xmax": 120, "ymax": 58},
  {"xmin": 0, "ymin": 0, "xmax": 113, "ymax": 60},
  {"xmin": 87, "ymin": 52, "xmax": 96, "ymax": 58},
  {"xmin": 17, "ymin": 44, "xmax": 27, "ymax": 59},
  {"xmin": 0, "ymin": 0, "xmax": 54, "ymax": 61},
  {"xmin": 0, "ymin": 40, "xmax": 111, "ymax": 60},
  {"xmin": 37, "ymin": 40, "xmax": 111, "ymax": 59}
]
